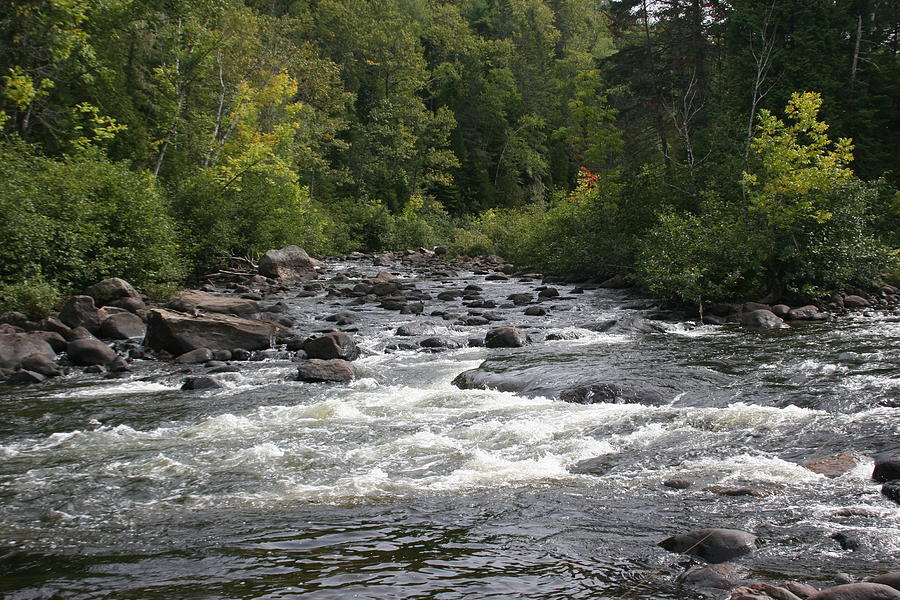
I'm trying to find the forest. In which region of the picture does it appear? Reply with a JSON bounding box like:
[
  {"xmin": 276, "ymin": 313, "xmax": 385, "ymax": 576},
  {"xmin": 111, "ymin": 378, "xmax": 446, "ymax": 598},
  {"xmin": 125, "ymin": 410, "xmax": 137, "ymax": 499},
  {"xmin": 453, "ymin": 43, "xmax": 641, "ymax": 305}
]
[{"xmin": 1, "ymin": 0, "xmax": 898, "ymax": 314}]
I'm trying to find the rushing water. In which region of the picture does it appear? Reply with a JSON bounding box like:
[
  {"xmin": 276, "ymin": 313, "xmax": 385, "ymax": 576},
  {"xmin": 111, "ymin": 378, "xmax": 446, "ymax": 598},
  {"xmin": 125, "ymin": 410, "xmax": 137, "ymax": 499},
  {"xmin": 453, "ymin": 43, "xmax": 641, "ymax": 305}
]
[{"xmin": 1, "ymin": 259, "xmax": 898, "ymax": 599}]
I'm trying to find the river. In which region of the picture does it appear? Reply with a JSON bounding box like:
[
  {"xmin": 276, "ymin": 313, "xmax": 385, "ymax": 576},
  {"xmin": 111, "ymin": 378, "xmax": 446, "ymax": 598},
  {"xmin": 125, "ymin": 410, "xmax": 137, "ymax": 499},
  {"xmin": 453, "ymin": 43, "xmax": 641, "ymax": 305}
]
[{"xmin": 1, "ymin": 256, "xmax": 898, "ymax": 599}]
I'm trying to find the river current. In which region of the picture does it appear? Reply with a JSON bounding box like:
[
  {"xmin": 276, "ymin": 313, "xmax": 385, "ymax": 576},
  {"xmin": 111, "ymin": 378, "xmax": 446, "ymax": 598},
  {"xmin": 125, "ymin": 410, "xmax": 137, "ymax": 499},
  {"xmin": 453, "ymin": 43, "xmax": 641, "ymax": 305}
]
[{"xmin": 1, "ymin": 258, "xmax": 898, "ymax": 599}]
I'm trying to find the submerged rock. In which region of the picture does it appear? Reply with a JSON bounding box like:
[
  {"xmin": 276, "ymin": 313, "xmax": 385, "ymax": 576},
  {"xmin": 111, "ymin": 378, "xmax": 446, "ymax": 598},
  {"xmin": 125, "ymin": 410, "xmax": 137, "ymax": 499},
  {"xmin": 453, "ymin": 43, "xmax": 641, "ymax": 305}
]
[
  {"xmin": 181, "ymin": 376, "xmax": 224, "ymax": 390},
  {"xmin": 658, "ymin": 528, "xmax": 759, "ymax": 563},
  {"xmin": 559, "ymin": 382, "xmax": 667, "ymax": 406}
]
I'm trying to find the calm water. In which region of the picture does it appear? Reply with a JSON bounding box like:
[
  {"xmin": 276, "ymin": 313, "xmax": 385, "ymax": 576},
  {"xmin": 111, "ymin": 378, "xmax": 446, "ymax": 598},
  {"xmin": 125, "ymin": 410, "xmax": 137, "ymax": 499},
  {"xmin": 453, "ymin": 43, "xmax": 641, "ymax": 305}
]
[{"xmin": 1, "ymin": 261, "xmax": 898, "ymax": 599}]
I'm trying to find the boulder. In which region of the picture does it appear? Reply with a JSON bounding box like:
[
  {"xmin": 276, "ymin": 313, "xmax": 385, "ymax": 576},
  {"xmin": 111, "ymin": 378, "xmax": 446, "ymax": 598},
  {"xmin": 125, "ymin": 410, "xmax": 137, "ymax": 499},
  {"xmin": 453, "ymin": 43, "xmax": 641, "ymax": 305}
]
[
  {"xmin": 0, "ymin": 332, "xmax": 56, "ymax": 369},
  {"xmin": 869, "ymin": 574, "xmax": 900, "ymax": 592},
  {"xmin": 181, "ymin": 376, "xmax": 223, "ymax": 391},
  {"xmin": 67, "ymin": 338, "xmax": 117, "ymax": 366},
  {"xmin": 783, "ymin": 582, "xmax": 821, "ymax": 599},
  {"xmin": 741, "ymin": 309, "xmax": 789, "ymax": 329},
  {"xmin": 396, "ymin": 322, "xmax": 433, "ymax": 337},
  {"xmin": 420, "ymin": 337, "xmax": 467, "ymax": 349},
  {"xmin": 303, "ymin": 332, "xmax": 360, "ymax": 361},
  {"xmin": 5, "ymin": 370, "xmax": 47, "ymax": 385},
  {"xmin": 175, "ymin": 348, "xmax": 214, "ymax": 364},
  {"xmin": 843, "ymin": 295, "xmax": 871, "ymax": 309},
  {"xmin": 144, "ymin": 308, "xmax": 276, "ymax": 355},
  {"xmin": 882, "ymin": 483, "xmax": 900, "ymax": 504},
  {"xmin": 559, "ymin": 382, "xmax": 667, "ymax": 406},
  {"xmin": 58, "ymin": 295, "xmax": 107, "ymax": 334},
  {"xmin": 484, "ymin": 326, "xmax": 528, "ymax": 348},
  {"xmin": 679, "ymin": 564, "xmax": 751, "ymax": 593},
  {"xmin": 658, "ymin": 528, "xmax": 759, "ymax": 563},
  {"xmin": 806, "ymin": 584, "xmax": 900, "ymax": 600},
  {"xmin": 29, "ymin": 331, "xmax": 67, "ymax": 353},
  {"xmin": 788, "ymin": 305, "xmax": 830, "ymax": 321},
  {"xmin": 772, "ymin": 304, "xmax": 792, "ymax": 319},
  {"xmin": 598, "ymin": 274, "xmax": 629, "ymax": 289},
  {"xmin": 524, "ymin": 306, "xmax": 547, "ymax": 316},
  {"xmin": 800, "ymin": 454, "xmax": 861, "ymax": 478},
  {"xmin": 507, "ymin": 293, "xmax": 533, "ymax": 306},
  {"xmin": 730, "ymin": 585, "xmax": 803, "ymax": 600},
  {"xmin": 20, "ymin": 353, "xmax": 62, "ymax": 377},
  {"xmin": 588, "ymin": 316, "xmax": 672, "ymax": 335},
  {"xmin": 258, "ymin": 245, "xmax": 323, "ymax": 280},
  {"xmin": 84, "ymin": 277, "xmax": 141, "ymax": 307},
  {"xmin": 538, "ymin": 287, "xmax": 560, "ymax": 299},
  {"xmin": 31, "ymin": 316, "xmax": 72, "ymax": 338},
  {"xmin": 167, "ymin": 290, "xmax": 259, "ymax": 317},
  {"xmin": 100, "ymin": 312, "xmax": 146, "ymax": 340},
  {"xmin": 296, "ymin": 358, "xmax": 356, "ymax": 382},
  {"xmin": 872, "ymin": 455, "xmax": 900, "ymax": 482}
]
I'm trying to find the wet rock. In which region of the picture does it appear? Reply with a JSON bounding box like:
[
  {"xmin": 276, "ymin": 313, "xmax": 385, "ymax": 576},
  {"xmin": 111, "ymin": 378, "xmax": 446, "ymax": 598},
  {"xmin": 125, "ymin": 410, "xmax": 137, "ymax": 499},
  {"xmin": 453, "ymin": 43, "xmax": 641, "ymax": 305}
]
[
  {"xmin": 303, "ymin": 332, "xmax": 359, "ymax": 361},
  {"xmin": 741, "ymin": 309, "xmax": 789, "ymax": 329},
  {"xmin": 397, "ymin": 322, "xmax": 433, "ymax": 336},
  {"xmin": 730, "ymin": 584, "xmax": 803, "ymax": 600},
  {"xmin": 484, "ymin": 326, "xmax": 528, "ymax": 348},
  {"xmin": 324, "ymin": 312, "xmax": 360, "ymax": 326},
  {"xmin": 232, "ymin": 348, "xmax": 251, "ymax": 361},
  {"xmin": 842, "ymin": 295, "xmax": 871, "ymax": 309},
  {"xmin": 743, "ymin": 302, "xmax": 772, "ymax": 313},
  {"xmin": 664, "ymin": 479, "xmax": 695, "ymax": 489},
  {"xmin": 772, "ymin": 304, "xmax": 791, "ymax": 319},
  {"xmin": 109, "ymin": 356, "xmax": 131, "ymax": 373},
  {"xmin": 181, "ymin": 376, "xmax": 223, "ymax": 391},
  {"xmin": 84, "ymin": 278, "xmax": 142, "ymax": 308},
  {"xmin": 658, "ymin": 528, "xmax": 759, "ymax": 563},
  {"xmin": 538, "ymin": 287, "xmax": 560, "ymax": 299},
  {"xmin": 806, "ymin": 583, "xmax": 900, "ymax": 600},
  {"xmin": 296, "ymin": 358, "xmax": 355, "ymax": 383},
  {"xmin": 458, "ymin": 316, "xmax": 489, "ymax": 326},
  {"xmin": 0, "ymin": 311, "xmax": 28, "ymax": 327},
  {"xmin": 144, "ymin": 308, "xmax": 276, "ymax": 354},
  {"xmin": 679, "ymin": 563, "xmax": 751, "ymax": 593},
  {"xmin": 568, "ymin": 456, "xmax": 617, "ymax": 475},
  {"xmin": 485, "ymin": 274, "xmax": 509, "ymax": 281},
  {"xmin": 420, "ymin": 337, "xmax": 467, "ymax": 349},
  {"xmin": 788, "ymin": 305, "xmax": 831, "ymax": 321},
  {"xmin": 212, "ymin": 349, "xmax": 232, "ymax": 361},
  {"xmin": 100, "ymin": 311, "xmax": 146, "ymax": 340},
  {"xmin": 259, "ymin": 245, "xmax": 323, "ymax": 280},
  {"xmin": 524, "ymin": 306, "xmax": 547, "ymax": 316},
  {"xmin": 507, "ymin": 293, "xmax": 533, "ymax": 305},
  {"xmin": 175, "ymin": 348, "xmax": 214, "ymax": 364},
  {"xmin": 882, "ymin": 483, "xmax": 900, "ymax": 505},
  {"xmin": 783, "ymin": 582, "xmax": 821, "ymax": 599},
  {"xmin": 598, "ymin": 274, "xmax": 629, "ymax": 289},
  {"xmin": 5, "ymin": 369, "xmax": 47, "ymax": 385},
  {"xmin": 0, "ymin": 332, "xmax": 57, "ymax": 370},
  {"xmin": 708, "ymin": 485, "xmax": 774, "ymax": 497},
  {"xmin": 20, "ymin": 353, "xmax": 62, "ymax": 378},
  {"xmin": 31, "ymin": 316, "xmax": 73, "ymax": 338},
  {"xmin": 67, "ymin": 338, "xmax": 117, "ymax": 366},
  {"xmin": 452, "ymin": 368, "xmax": 533, "ymax": 393},
  {"xmin": 208, "ymin": 365, "xmax": 239, "ymax": 374},
  {"xmin": 800, "ymin": 454, "xmax": 860, "ymax": 478},
  {"xmin": 167, "ymin": 290, "xmax": 260, "ymax": 317},
  {"xmin": 67, "ymin": 326, "xmax": 94, "ymax": 341},
  {"xmin": 58, "ymin": 295, "xmax": 107, "ymax": 334},
  {"xmin": 872, "ymin": 455, "xmax": 900, "ymax": 482},
  {"xmin": 830, "ymin": 531, "xmax": 861, "ymax": 551},
  {"xmin": 559, "ymin": 382, "xmax": 666, "ymax": 406},
  {"xmin": 587, "ymin": 316, "xmax": 672, "ymax": 335},
  {"xmin": 869, "ymin": 574, "xmax": 900, "ymax": 592}
]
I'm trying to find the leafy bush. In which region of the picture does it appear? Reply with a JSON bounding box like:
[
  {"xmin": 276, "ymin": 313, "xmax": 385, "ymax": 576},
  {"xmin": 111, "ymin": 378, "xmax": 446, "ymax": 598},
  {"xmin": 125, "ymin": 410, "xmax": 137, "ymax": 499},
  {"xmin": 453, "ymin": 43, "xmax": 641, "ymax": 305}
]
[
  {"xmin": 0, "ymin": 276, "xmax": 62, "ymax": 318},
  {"xmin": 0, "ymin": 140, "xmax": 184, "ymax": 294}
]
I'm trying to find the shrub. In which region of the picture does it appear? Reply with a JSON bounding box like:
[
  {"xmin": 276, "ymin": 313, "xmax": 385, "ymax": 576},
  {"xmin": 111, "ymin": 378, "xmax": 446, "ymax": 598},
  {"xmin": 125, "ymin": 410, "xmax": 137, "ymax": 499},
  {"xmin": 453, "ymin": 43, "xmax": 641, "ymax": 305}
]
[{"xmin": 0, "ymin": 276, "xmax": 62, "ymax": 318}]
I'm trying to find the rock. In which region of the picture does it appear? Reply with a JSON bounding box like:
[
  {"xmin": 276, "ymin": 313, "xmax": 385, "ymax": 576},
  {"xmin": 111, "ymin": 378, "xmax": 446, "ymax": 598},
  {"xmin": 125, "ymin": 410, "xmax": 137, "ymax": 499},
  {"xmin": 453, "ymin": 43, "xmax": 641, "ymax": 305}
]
[
  {"xmin": 100, "ymin": 312, "xmax": 146, "ymax": 340},
  {"xmin": 0, "ymin": 311, "xmax": 28, "ymax": 327},
  {"xmin": 107, "ymin": 296, "xmax": 146, "ymax": 313},
  {"xmin": 31, "ymin": 316, "xmax": 72, "ymax": 338},
  {"xmin": 144, "ymin": 308, "xmax": 276, "ymax": 355},
  {"xmin": 370, "ymin": 270, "xmax": 398, "ymax": 283},
  {"xmin": 783, "ymin": 582, "xmax": 821, "ymax": 599},
  {"xmin": 800, "ymin": 454, "xmax": 861, "ymax": 478},
  {"xmin": 303, "ymin": 332, "xmax": 360, "ymax": 361},
  {"xmin": 524, "ymin": 306, "xmax": 547, "ymax": 316},
  {"xmin": 258, "ymin": 245, "xmax": 323, "ymax": 280},
  {"xmin": 20, "ymin": 353, "xmax": 62, "ymax": 377},
  {"xmin": 58, "ymin": 295, "xmax": 107, "ymax": 334},
  {"xmin": 568, "ymin": 456, "xmax": 617, "ymax": 475},
  {"xmin": 830, "ymin": 531, "xmax": 861, "ymax": 551},
  {"xmin": 843, "ymin": 295, "xmax": 871, "ymax": 309},
  {"xmin": 882, "ymin": 483, "xmax": 900, "ymax": 504},
  {"xmin": 679, "ymin": 563, "xmax": 751, "ymax": 592},
  {"xmin": 0, "ymin": 332, "xmax": 57, "ymax": 370},
  {"xmin": 872, "ymin": 455, "xmax": 900, "ymax": 482},
  {"xmin": 396, "ymin": 322, "xmax": 433, "ymax": 336},
  {"xmin": 772, "ymin": 304, "xmax": 791, "ymax": 318},
  {"xmin": 324, "ymin": 312, "xmax": 360, "ymax": 325},
  {"xmin": 869, "ymin": 574, "xmax": 900, "ymax": 592},
  {"xmin": 743, "ymin": 301, "xmax": 772, "ymax": 313},
  {"xmin": 806, "ymin": 583, "xmax": 900, "ymax": 600},
  {"xmin": 296, "ymin": 359, "xmax": 355, "ymax": 383},
  {"xmin": 484, "ymin": 326, "xmax": 528, "ymax": 348},
  {"xmin": 181, "ymin": 376, "xmax": 223, "ymax": 391},
  {"xmin": 559, "ymin": 382, "xmax": 667, "ymax": 406},
  {"xmin": 67, "ymin": 326, "xmax": 94, "ymax": 340},
  {"xmin": 587, "ymin": 316, "xmax": 672, "ymax": 335},
  {"xmin": 232, "ymin": 348, "xmax": 251, "ymax": 361},
  {"xmin": 658, "ymin": 528, "xmax": 759, "ymax": 563},
  {"xmin": 5, "ymin": 369, "xmax": 47, "ymax": 385},
  {"xmin": 175, "ymin": 348, "xmax": 214, "ymax": 364},
  {"xmin": 167, "ymin": 290, "xmax": 260, "ymax": 317},
  {"xmin": 730, "ymin": 585, "xmax": 803, "ymax": 600},
  {"xmin": 741, "ymin": 309, "xmax": 789, "ymax": 329},
  {"xmin": 506, "ymin": 293, "xmax": 533, "ymax": 305},
  {"xmin": 109, "ymin": 356, "xmax": 131, "ymax": 372},
  {"xmin": 67, "ymin": 338, "xmax": 117, "ymax": 366},
  {"xmin": 788, "ymin": 305, "xmax": 830, "ymax": 321},
  {"xmin": 433, "ymin": 245, "xmax": 448, "ymax": 255},
  {"xmin": 29, "ymin": 331, "xmax": 67, "ymax": 353},
  {"xmin": 538, "ymin": 287, "xmax": 559, "ymax": 299},
  {"xmin": 664, "ymin": 479, "xmax": 695, "ymax": 489},
  {"xmin": 420, "ymin": 337, "xmax": 467, "ymax": 349},
  {"xmin": 84, "ymin": 278, "xmax": 141, "ymax": 307},
  {"xmin": 598, "ymin": 274, "xmax": 629, "ymax": 288}
]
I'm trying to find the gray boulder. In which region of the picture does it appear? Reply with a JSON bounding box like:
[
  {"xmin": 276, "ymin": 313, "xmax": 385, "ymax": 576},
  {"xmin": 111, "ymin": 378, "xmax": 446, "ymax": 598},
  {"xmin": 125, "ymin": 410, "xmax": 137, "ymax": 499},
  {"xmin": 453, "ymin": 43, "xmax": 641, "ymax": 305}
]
[
  {"xmin": 843, "ymin": 295, "xmax": 871, "ymax": 309},
  {"xmin": 296, "ymin": 358, "xmax": 355, "ymax": 382},
  {"xmin": 882, "ymin": 483, "xmax": 900, "ymax": 504},
  {"xmin": 807, "ymin": 583, "xmax": 900, "ymax": 600},
  {"xmin": 303, "ymin": 332, "xmax": 360, "ymax": 361},
  {"xmin": 84, "ymin": 277, "xmax": 141, "ymax": 307},
  {"xmin": 397, "ymin": 321, "xmax": 432, "ymax": 336},
  {"xmin": 559, "ymin": 382, "xmax": 667, "ymax": 406},
  {"xmin": 67, "ymin": 338, "xmax": 117, "ymax": 366},
  {"xmin": 167, "ymin": 290, "xmax": 259, "ymax": 317},
  {"xmin": 100, "ymin": 312, "xmax": 146, "ymax": 340},
  {"xmin": 20, "ymin": 353, "xmax": 62, "ymax": 377},
  {"xmin": 741, "ymin": 309, "xmax": 789, "ymax": 329},
  {"xmin": 869, "ymin": 574, "xmax": 900, "ymax": 592},
  {"xmin": 484, "ymin": 326, "xmax": 528, "ymax": 348},
  {"xmin": 787, "ymin": 305, "xmax": 830, "ymax": 321},
  {"xmin": 144, "ymin": 308, "xmax": 276, "ymax": 354},
  {"xmin": 58, "ymin": 295, "xmax": 107, "ymax": 334},
  {"xmin": 872, "ymin": 455, "xmax": 900, "ymax": 482},
  {"xmin": 678, "ymin": 563, "xmax": 750, "ymax": 593},
  {"xmin": 181, "ymin": 376, "xmax": 223, "ymax": 391},
  {"xmin": 259, "ymin": 245, "xmax": 323, "ymax": 280},
  {"xmin": 0, "ymin": 332, "xmax": 56, "ymax": 369},
  {"xmin": 175, "ymin": 348, "xmax": 214, "ymax": 364},
  {"xmin": 658, "ymin": 528, "xmax": 759, "ymax": 563}
]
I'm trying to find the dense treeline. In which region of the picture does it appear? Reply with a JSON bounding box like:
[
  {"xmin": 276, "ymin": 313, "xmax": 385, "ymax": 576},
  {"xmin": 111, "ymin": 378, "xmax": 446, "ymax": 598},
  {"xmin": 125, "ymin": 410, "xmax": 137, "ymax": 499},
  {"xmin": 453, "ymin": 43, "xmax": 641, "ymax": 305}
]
[{"xmin": 0, "ymin": 0, "xmax": 897, "ymax": 314}]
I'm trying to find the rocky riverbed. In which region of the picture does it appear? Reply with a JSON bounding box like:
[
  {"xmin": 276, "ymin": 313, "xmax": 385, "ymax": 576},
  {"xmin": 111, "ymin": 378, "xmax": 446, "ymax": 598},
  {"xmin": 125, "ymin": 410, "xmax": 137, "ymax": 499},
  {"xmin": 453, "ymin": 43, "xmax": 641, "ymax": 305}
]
[{"xmin": 1, "ymin": 247, "xmax": 898, "ymax": 599}]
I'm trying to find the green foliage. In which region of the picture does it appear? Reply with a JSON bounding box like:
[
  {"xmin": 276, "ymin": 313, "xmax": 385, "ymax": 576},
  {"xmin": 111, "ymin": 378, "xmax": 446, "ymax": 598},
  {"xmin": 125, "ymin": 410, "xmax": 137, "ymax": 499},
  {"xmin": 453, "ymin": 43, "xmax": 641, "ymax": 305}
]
[
  {"xmin": 0, "ymin": 276, "xmax": 62, "ymax": 319},
  {"xmin": 0, "ymin": 140, "xmax": 184, "ymax": 293}
]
